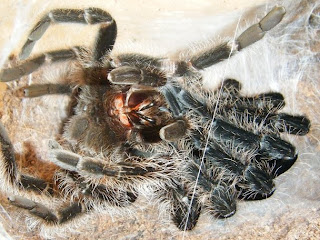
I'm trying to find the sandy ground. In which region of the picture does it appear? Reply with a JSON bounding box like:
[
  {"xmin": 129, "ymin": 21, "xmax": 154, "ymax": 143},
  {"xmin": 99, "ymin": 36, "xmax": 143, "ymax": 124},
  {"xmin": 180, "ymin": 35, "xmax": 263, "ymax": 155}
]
[{"xmin": 0, "ymin": 0, "xmax": 319, "ymax": 239}]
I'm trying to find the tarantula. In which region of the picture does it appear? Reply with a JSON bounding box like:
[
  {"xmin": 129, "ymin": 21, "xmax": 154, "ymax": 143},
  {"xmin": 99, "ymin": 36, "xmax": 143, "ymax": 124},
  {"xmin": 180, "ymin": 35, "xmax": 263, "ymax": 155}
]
[{"xmin": 0, "ymin": 5, "xmax": 310, "ymax": 233}]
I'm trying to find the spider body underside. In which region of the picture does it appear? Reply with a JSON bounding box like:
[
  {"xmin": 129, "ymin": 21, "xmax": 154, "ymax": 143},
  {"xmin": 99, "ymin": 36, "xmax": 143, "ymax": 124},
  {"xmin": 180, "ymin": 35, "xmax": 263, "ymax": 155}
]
[{"xmin": 0, "ymin": 5, "xmax": 311, "ymax": 234}]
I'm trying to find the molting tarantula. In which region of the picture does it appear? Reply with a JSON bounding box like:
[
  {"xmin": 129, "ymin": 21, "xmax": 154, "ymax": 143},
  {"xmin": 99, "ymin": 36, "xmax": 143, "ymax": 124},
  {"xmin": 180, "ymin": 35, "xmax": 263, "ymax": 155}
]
[{"xmin": 0, "ymin": 4, "xmax": 311, "ymax": 235}]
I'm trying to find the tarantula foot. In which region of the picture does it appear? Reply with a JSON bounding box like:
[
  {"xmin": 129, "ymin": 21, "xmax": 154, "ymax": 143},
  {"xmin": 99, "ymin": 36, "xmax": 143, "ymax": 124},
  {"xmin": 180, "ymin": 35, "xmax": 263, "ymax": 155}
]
[
  {"xmin": 260, "ymin": 135, "xmax": 296, "ymax": 161},
  {"xmin": 0, "ymin": 55, "xmax": 46, "ymax": 82},
  {"xmin": 237, "ymin": 187, "xmax": 276, "ymax": 201},
  {"xmin": 237, "ymin": 6, "xmax": 286, "ymax": 49},
  {"xmin": 172, "ymin": 197, "xmax": 201, "ymax": 231},
  {"xmin": 274, "ymin": 113, "xmax": 311, "ymax": 135},
  {"xmin": 260, "ymin": 6, "xmax": 286, "ymax": 31},
  {"xmin": 245, "ymin": 165, "xmax": 275, "ymax": 193},
  {"xmin": 159, "ymin": 120, "xmax": 188, "ymax": 141},
  {"xmin": 208, "ymin": 186, "xmax": 237, "ymax": 219},
  {"xmin": 268, "ymin": 155, "xmax": 298, "ymax": 177},
  {"xmin": 8, "ymin": 195, "xmax": 58, "ymax": 223}
]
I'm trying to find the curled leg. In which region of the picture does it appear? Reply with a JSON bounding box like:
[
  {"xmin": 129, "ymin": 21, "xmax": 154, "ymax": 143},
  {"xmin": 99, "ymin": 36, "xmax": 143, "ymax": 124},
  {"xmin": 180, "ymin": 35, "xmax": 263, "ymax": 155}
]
[
  {"xmin": 191, "ymin": 131, "xmax": 276, "ymax": 199},
  {"xmin": 0, "ymin": 8, "xmax": 117, "ymax": 82},
  {"xmin": 19, "ymin": 8, "xmax": 115, "ymax": 62}
]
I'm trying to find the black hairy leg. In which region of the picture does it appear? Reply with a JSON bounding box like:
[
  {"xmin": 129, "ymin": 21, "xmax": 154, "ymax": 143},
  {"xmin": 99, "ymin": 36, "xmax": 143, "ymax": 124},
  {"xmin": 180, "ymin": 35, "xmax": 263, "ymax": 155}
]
[{"xmin": 160, "ymin": 77, "xmax": 310, "ymax": 229}]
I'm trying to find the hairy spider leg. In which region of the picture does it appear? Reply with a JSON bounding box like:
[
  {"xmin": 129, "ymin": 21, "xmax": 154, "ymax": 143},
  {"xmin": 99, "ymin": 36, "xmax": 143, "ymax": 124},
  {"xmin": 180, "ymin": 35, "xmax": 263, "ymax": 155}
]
[
  {"xmin": 114, "ymin": 7, "xmax": 287, "ymax": 80},
  {"xmin": 7, "ymin": 181, "xmax": 136, "ymax": 226},
  {"xmin": 187, "ymin": 6, "xmax": 286, "ymax": 71},
  {"xmin": 166, "ymin": 80, "xmax": 310, "ymax": 151},
  {"xmin": 19, "ymin": 8, "xmax": 116, "ymax": 62},
  {"xmin": 163, "ymin": 80, "xmax": 310, "ymax": 201},
  {"xmin": 8, "ymin": 191, "xmax": 134, "ymax": 225},
  {"xmin": 186, "ymin": 163, "xmax": 237, "ymax": 219},
  {"xmin": 0, "ymin": 122, "xmax": 137, "ymax": 225},
  {"xmin": 214, "ymin": 79, "xmax": 311, "ymax": 136},
  {"xmin": 155, "ymin": 182, "xmax": 201, "ymax": 231},
  {"xmin": 170, "ymin": 187, "xmax": 202, "ymax": 231},
  {"xmin": 0, "ymin": 122, "xmax": 53, "ymax": 194},
  {"xmin": 0, "ymin": 48, "xmax": 80, "ymax": 83},
  {"xmin": 123, "ymin": 144, "xmax": 203, "ymax": 230},
  {"xmin": 48, "ymin": 141, "xmax": 176, "ymax": 184},
  {"xmin": 0, "ymin": 8, "xmax": 117, "ymax": 82},
  {"xmin": 106, "ymin": 7, "xmax": 286, "ymax": 85},
  {"xmin": 8, "ymin": 196, "xmax": 83, "ymax": 224}
]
